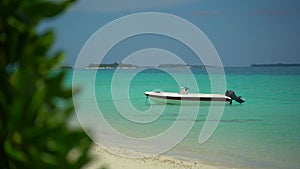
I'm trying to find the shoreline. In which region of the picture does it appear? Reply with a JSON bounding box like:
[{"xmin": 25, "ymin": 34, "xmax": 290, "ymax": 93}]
[{"xmin": 83, "ymin": 145, "xmax": 241, "ymax": 169}]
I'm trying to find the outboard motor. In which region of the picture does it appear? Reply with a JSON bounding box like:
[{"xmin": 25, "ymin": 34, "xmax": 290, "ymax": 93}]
[{"xmin": 225, "ymin": 90, "xmax": 245, "ymax": 104}]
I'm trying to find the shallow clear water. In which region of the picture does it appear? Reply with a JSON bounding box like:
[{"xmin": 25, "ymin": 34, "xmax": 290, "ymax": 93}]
[{"xmin": 68, "ymin": 67, "xmax": 300, "ymax": 169}]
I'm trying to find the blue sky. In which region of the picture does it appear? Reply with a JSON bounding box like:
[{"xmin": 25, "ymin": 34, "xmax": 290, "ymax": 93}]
[{"xmin": 40, "ymin": 0, "xmax": 300, "ymax": 67}]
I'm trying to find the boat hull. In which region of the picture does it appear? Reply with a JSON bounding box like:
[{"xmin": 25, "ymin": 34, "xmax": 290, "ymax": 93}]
[{"xmin": 145, "ymin": 91, "xmax": 231, "ymax": 105}]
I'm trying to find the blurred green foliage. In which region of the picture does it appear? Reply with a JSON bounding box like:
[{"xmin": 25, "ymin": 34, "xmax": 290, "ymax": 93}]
[{"xmin": 0, "ymin": 0, "xmax": 95, "ymax": 168}]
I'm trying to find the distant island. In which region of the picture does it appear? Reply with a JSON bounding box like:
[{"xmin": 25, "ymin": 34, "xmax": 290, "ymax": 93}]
[
  {"xmin": 86, "ymin": 63, "xmax": 211, "ymax": 69},
  {"xmin": 251, "ymin": 63, "xmax": 300, "ymax": 67},
  {"xmin": 86, "ymin": 63, "xmax": 138, "ymax": 69}
]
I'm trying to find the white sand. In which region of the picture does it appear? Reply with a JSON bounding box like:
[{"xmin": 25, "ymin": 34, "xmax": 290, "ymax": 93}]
[{"xmin": 83, "ymin": 145, "xmax": 234, "ymax": 169}]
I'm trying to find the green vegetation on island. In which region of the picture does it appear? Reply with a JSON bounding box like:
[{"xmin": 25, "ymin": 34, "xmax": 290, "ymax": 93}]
[
  {"xmin": 157, "ymin": 64, "xmax": 191, "ymax": 68},
  {"xmin": 87, "ymin": 63, "xmax": 209, "ymax": 69},
  {"xmin": 251, "ymin": 63, "xmax": 300, "ymax": 67},
  {"xmin": 87, "ymin": 62, "xmax": 138, "ymax": 69}
]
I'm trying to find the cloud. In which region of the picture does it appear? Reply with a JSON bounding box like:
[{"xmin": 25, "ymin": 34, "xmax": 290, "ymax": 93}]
[
  {"xmin": 71, "ymin": 0, "xmax": 198, "ymax": 13},
  {"xmin": 191, "ymin": 10, "xmax": 221, "ymax": 16},
  {"xmin": 253, "ymin": 9, "xmax": 293, "ymax": 16}
]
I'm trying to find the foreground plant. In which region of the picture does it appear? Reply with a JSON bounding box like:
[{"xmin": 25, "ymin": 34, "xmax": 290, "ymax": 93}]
[{"xmin": 0, "ymin": 0, "xmax": 96, "ymax": 168}]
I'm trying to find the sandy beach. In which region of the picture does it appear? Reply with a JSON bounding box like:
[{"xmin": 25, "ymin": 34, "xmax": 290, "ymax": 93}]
[{"xmin": 83, "ymin": 145, "xmax": 233, "ymax": 169}]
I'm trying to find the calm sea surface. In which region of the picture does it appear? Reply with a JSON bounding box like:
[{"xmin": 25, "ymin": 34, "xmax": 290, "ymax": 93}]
[{"xmin": 68, "ymin": 66, "xmax": 300, "ymax": 169}]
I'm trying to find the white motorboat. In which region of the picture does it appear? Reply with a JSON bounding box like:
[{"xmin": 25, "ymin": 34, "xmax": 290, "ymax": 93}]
[{"xmin": 145, "ymin": 87, "xmax": 245, "ymax": 105}]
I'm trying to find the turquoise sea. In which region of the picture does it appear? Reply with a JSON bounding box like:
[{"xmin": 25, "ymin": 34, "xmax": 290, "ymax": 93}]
[{"xmin": 69, "ymin": 66, "xmax": 300, "ymax": 169}]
